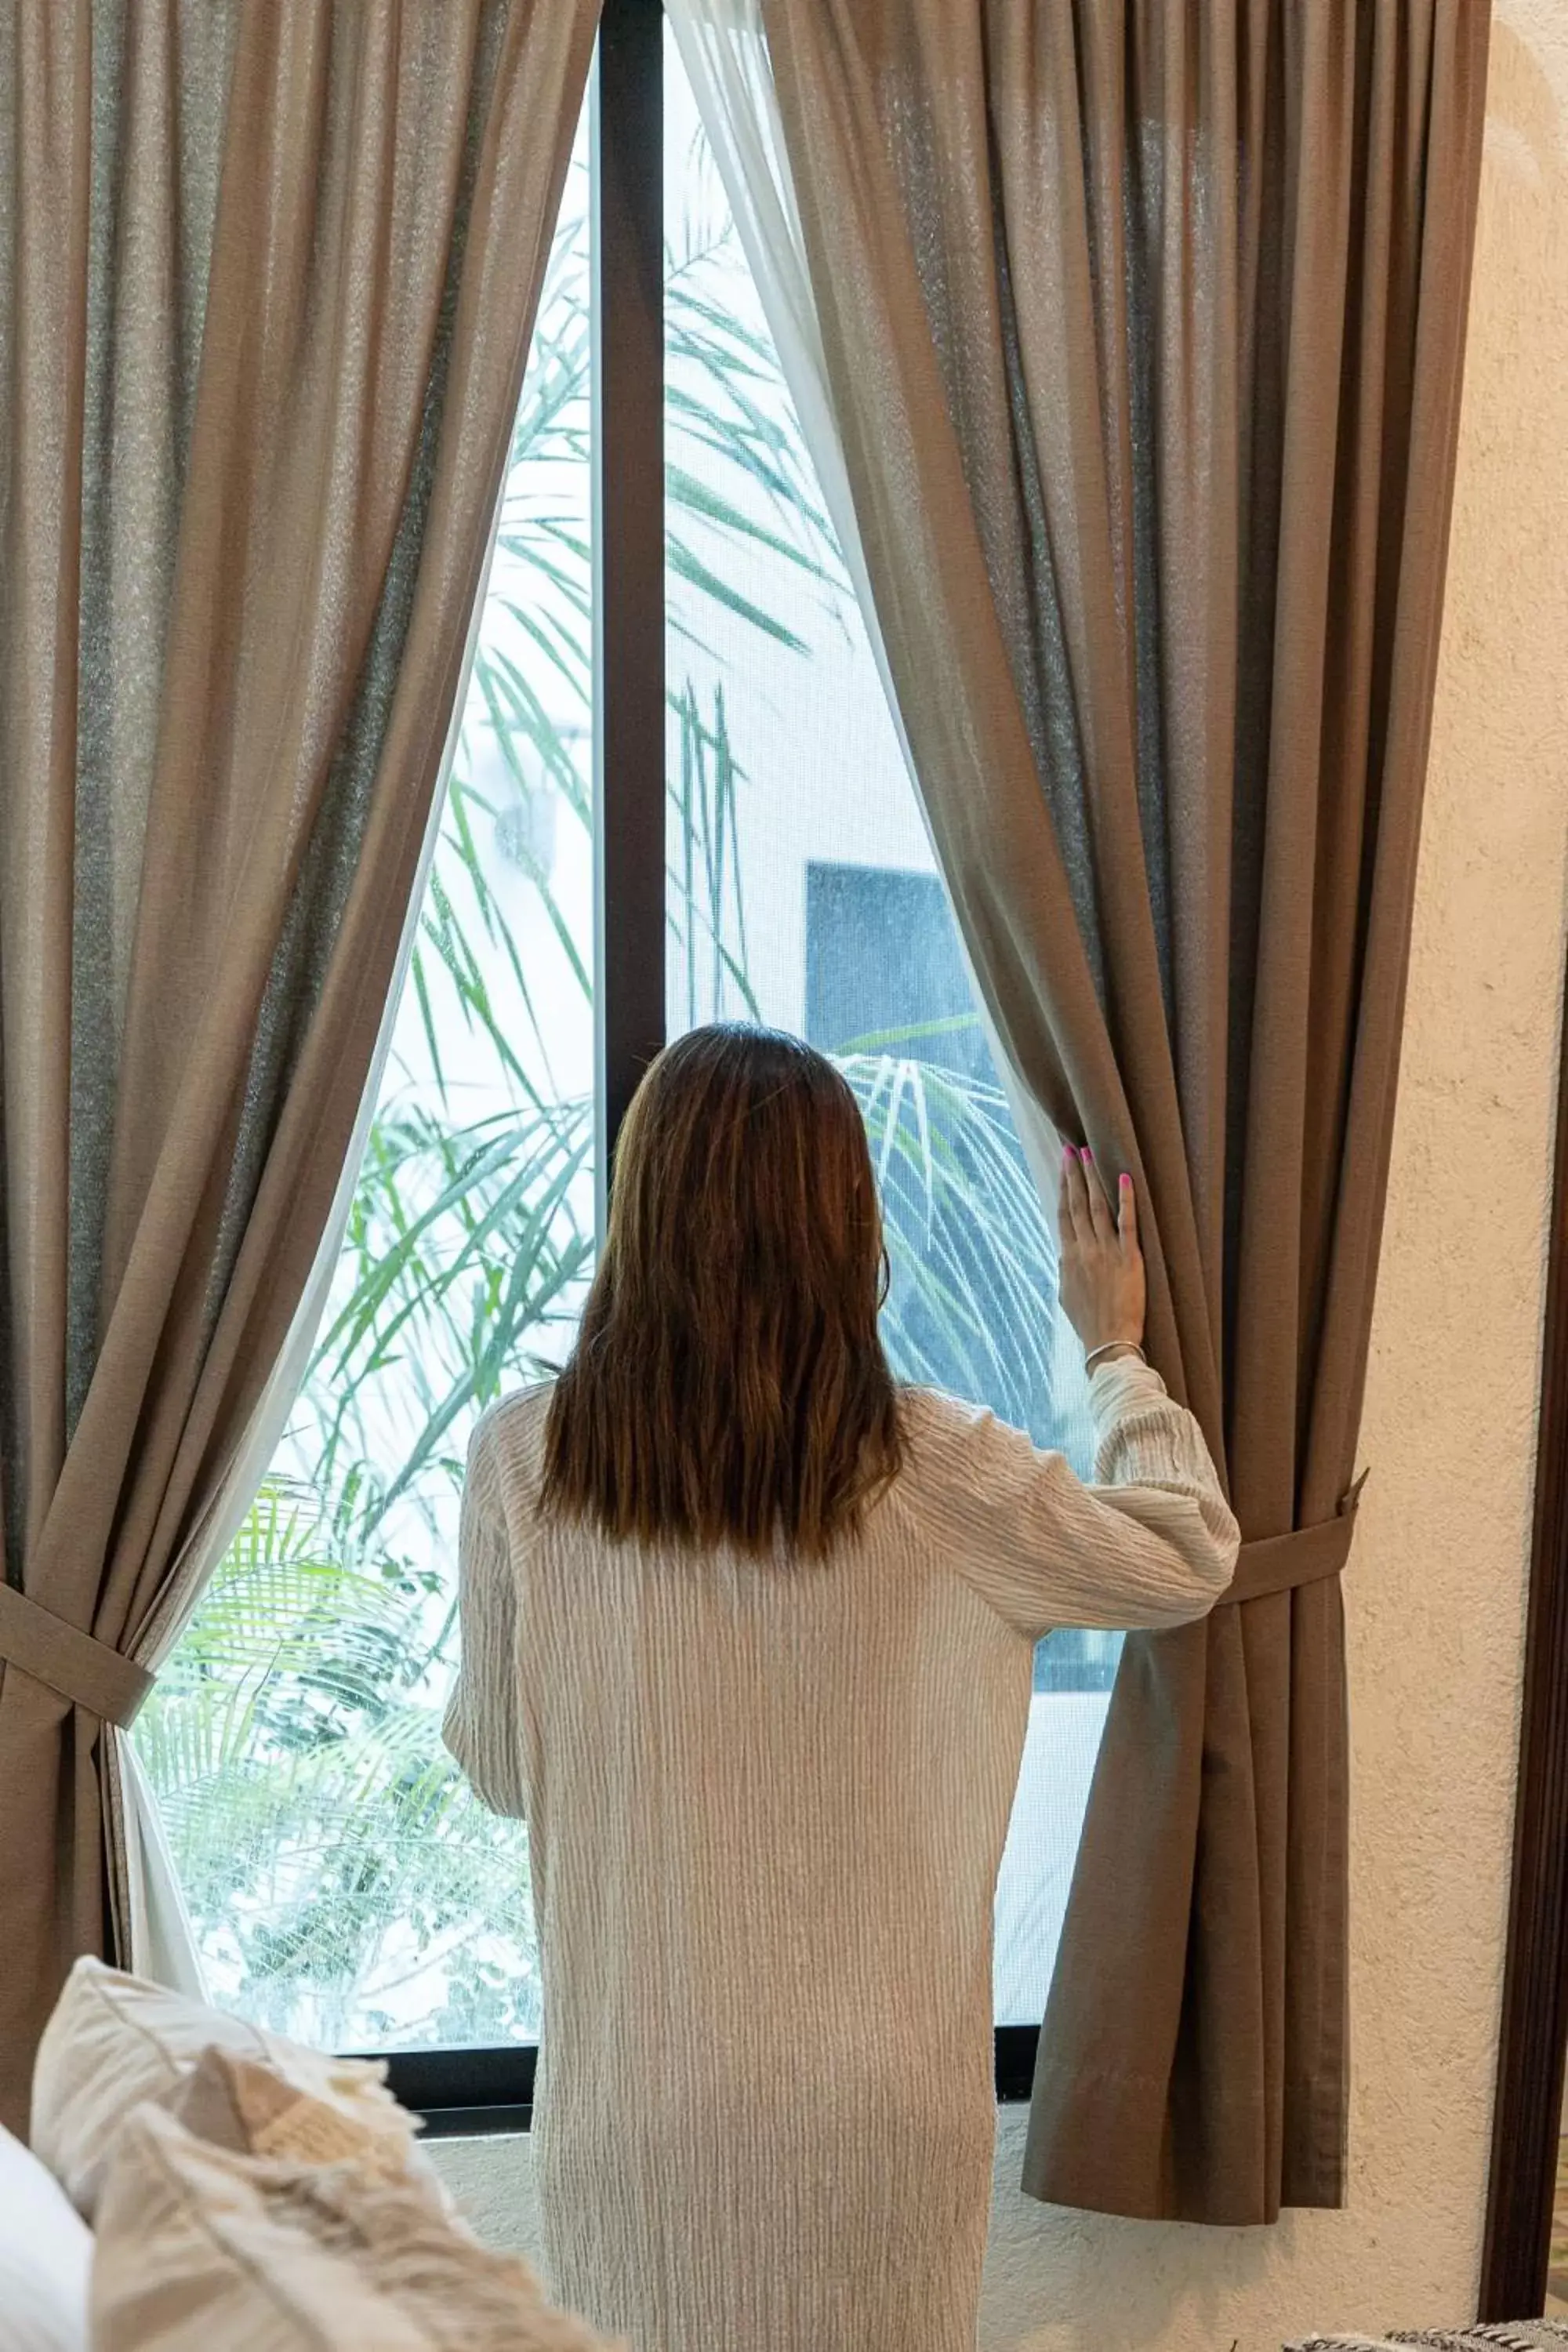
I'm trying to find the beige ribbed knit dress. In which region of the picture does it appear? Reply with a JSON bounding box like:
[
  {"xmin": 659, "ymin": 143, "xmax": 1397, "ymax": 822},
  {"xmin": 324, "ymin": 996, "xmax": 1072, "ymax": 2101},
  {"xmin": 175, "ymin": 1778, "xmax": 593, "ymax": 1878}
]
[{"xmin": 443, "ymin": 1359, "xmax": 1238, "ymax": 2352}]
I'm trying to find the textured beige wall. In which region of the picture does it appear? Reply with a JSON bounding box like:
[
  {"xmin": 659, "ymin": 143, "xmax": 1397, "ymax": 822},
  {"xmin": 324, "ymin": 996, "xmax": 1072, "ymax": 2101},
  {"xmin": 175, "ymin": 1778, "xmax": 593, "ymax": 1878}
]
[{"xmin": 432, "ymin": 5, "xmax": 1568, "ymax": 2341}]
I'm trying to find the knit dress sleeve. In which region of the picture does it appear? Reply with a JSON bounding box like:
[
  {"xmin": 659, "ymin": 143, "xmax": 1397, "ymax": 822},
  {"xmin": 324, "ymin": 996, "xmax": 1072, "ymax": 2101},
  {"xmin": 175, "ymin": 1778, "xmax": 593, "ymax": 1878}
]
[
  {"xmin": 909, "ymin": 1357, "xmax": 1240, "ymax": 1643},
  {"xmin": 441, "ymin": 1412, "xmax": 529, "ymax": 1819}
]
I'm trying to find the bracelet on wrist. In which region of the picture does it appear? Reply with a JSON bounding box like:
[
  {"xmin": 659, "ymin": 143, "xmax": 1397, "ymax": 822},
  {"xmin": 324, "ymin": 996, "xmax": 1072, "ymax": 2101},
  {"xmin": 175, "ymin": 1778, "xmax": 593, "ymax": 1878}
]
[{"xmin": 1083, "ymin": 1341, "xmax": 1148, "ymax": 1375}]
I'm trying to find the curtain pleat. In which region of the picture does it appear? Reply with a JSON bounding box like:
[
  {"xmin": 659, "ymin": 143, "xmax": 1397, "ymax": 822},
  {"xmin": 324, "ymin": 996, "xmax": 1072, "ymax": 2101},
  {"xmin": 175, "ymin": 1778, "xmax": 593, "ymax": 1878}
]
[{"xmin": 0, "ymin": 0, "xmax": 597, "ymax": 2136}]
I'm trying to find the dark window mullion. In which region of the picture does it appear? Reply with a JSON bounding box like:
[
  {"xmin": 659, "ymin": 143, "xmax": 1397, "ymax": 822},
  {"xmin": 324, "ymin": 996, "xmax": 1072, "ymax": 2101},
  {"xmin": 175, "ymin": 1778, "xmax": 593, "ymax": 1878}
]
[{"xmin": 592, "ymin": 0, "xmax": 666, "ymax": 1232}]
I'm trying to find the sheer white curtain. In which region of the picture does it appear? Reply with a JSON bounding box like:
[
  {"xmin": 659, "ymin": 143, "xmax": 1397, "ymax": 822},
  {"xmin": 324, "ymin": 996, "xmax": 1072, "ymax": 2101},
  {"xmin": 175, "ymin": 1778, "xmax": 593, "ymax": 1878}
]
[
  {"xmin": 666, "ymin": 0, "xmax": 1067, "ymax": 1210},
  {"xmin": 666, "ymin": 2, "xmax": 886, "ymax": 708},
  {"xmin": 111, "ymin": 494, "xmax": 507, "ymax": 1994}
]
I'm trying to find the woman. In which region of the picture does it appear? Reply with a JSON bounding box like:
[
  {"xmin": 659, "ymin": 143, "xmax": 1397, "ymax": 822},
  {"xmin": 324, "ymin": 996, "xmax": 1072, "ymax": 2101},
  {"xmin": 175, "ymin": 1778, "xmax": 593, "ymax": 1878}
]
[{"xmin": 444, "ymin": 1024, "xmax": 1237, "ymax": 2352}]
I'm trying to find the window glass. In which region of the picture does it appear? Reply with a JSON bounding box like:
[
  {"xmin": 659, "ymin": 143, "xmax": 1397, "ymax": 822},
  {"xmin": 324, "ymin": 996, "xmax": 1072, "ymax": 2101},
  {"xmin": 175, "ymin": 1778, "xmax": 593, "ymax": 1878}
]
[{"xmin": 662, "ymin": 31, "xmax": 1116, "ymax": 2028}]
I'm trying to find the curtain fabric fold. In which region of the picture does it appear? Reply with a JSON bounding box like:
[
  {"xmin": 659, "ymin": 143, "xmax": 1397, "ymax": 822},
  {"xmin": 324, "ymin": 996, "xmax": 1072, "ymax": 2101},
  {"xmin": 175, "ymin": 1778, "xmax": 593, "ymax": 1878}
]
[
  {"xmin": 108, "ymin": 451, "xmax": 507, "ymax": 2003},
  {"xmin": 0, "ymin": 0, "xmax": 597, "ymax": 2136},
  {"xmin": 679, "ymin": 0, "xmax": 1490, "ymax": 2221}
]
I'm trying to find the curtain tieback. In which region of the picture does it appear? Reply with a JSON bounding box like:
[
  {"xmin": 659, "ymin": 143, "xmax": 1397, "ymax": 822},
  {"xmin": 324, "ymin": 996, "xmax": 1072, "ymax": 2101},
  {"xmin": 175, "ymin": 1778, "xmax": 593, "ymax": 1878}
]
[
  {"xmin": 1225, "ymin": 1472, "xmax": 1370, "ymax": 1606},
  {"xmin": 0, "ymin": 1583, "xmax": 151, "ymax": 1726}
]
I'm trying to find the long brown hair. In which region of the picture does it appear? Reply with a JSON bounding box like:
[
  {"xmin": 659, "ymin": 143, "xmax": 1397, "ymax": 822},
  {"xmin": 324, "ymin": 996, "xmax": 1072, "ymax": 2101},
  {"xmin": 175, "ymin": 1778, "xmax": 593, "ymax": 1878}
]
[{"xmin": 542, "ymin": 1025, "xmax": 903, "ymax": 1558}]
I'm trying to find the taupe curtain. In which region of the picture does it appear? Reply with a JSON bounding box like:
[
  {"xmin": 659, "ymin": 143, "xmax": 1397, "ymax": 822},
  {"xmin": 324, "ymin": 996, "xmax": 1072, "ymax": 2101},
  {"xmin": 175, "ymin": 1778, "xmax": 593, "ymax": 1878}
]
[
  {"xmin": 0, "ymin": 0, "xmax": 597, "ymax": 2136},
  {"xmin": 757, "ymin": 0, "xmax": 1490, "ymax": 2220}
]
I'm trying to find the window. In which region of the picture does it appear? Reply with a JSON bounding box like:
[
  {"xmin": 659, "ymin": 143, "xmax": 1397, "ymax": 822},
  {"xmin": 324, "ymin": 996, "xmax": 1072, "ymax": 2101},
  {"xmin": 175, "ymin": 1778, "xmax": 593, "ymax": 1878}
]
[{"xmin": 136, "ymin": 1, "xmax": 1118, "ymax": 2109}]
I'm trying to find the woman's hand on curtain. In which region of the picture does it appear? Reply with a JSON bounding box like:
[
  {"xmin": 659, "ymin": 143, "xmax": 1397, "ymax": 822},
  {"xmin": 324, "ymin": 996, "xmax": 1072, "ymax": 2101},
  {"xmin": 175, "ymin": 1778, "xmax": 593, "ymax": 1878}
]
[{"xmin": 1058, "ymin": 1149, "xmax": 1146, "ymax": 1362}]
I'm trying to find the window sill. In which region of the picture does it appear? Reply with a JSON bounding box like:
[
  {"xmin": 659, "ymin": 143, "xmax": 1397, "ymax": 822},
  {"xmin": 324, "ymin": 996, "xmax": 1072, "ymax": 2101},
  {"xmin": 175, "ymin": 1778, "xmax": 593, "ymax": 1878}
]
[{"xmin": 365, "ymin": 2025, "xmax": 1042, "ymax": 2138}]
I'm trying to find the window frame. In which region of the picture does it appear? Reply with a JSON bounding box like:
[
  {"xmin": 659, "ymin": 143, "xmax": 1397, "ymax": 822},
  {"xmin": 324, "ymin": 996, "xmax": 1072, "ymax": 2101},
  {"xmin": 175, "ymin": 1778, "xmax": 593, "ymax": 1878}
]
[{"xmin": 358, "ymin": 0, "xmax": 1044, "ymax": 2133}]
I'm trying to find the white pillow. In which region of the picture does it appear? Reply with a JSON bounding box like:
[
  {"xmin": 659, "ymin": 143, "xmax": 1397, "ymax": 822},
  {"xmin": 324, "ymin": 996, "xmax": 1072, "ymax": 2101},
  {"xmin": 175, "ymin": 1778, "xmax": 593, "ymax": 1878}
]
[
  {"xmin": 90, "ymin": 2103, "xmax": 622, "ymax": 2352},
  {"xmin": 31, "ymin": 1958, "xmax": 433, "ymax": 2222},
  {"xmin": 0, "ymin": 2122, "xmax": 89, "ymax": 2352}
]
